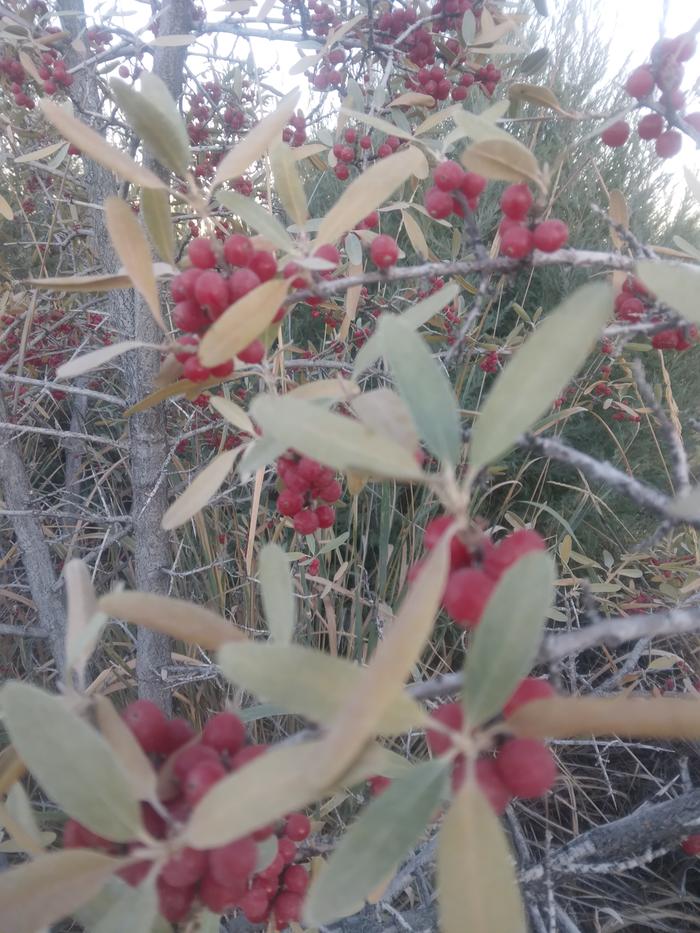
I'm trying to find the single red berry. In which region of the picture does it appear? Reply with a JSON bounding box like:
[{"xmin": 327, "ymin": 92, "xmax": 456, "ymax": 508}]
[
  {"xmin": 368, "ymin": 775, "xmax": 392, "ymax": 796},
  {"xmin": 293, "ymin": 508, "xmax": 319, "ymax": 535},
  {"xmin": 118, "ymin": 856, "xmax": 152, "ymax": 887},
  {"xmin": 377, "ymin": 143, "xmax": 392, "ymax": 158},
  {"xmin": 370, "ymin": 234, "xmax": 399, "ymax": 269},
  {"xmin": 314, "ymin": 243, "xmax": 341, "ymax": 266},
  {"xmin": 625, "ymin": 66, "xmax": 654, "ymax": 99},
  {"xmin": 460, "ymin": 172, "xmax": 487, "ymax": 199},
  {"xmin": 172, "ymin": 299, "xmax": 208, "ymax": 333},
  {"xmin": 475, "ymin": 758, "xmax": 511, "ymax": 814},
  {"xmin": 637, "ymin": 112, "xmax": 665, "ymax": 140},
  {"xmin": 188, "ymin": 237, "xmax": 218, "ymax": 269},
  {"xmin": 615, "ymin": 296, "xmax": 645, "ymax": 322},
  {"xmin": 297, "ymin": 457, "xmax": 323, "ymax": 482},
  {"xmin": 183, "ymin": 758, "xmax": 226, "ymax": 805},
  {"xmin": 434, "ymin": 159, "xmax": 465, "ymax": 192},
  {"xmin": 160, "ymin": 846, "xmax": 207, "ymax": 887},
  {"xmin": 194, "ymin": 269, "xmax": 230, "ymax": 317},
  {"xmin": 118, "ymin": 64, "xmax": 130, "ymax": 78},
  {"xmin": 681, "ymin": 835, "xmax": 700, "ymax": 856},
  {"xmin": 157, "ymin": 878, "xmax": 196, "ymax": 923},
  {"xmin": 426, "ymin": 701, "xmax": 463, "ymax": 756},
  {"xmin": 424, "ymin": 515, "xmax": 471, "ymax": 568},
  {"xmin": 171, "ymin": 267, "xmax": 202, "ymax": 302},
  {"xmin": 344, "ymin": 127, "xmax": 356, "ymax": 143},
  {"xmin": 199, "ymin": 870, "xmax": 247, "ymax": 912},
  {"xmin": 500, "ymin": 184, "xmax": 533, "ymax": 220},
  {"xmin": 282, "ymin": 864, "xmax": 309, "ymax": 895},
  {"xmin": 239, "ymin": 887, "xmax": 270, "ymax": 923},
  {"xmin": 223, "ymin": 233, "xmax": 254, "ymax": 267},
  {"xmin": 209, "ymin": 836, "xmax": 258, "ymax": 885},
  {"xmin": 284, "ymin": 812, "xmax": 311, "ymax": 842},
  {"xmin": 503, "ymin": 678, "xmax": 555, "ymax": 718},
  {"xmin": 532, "ymin": 219, "xmax": 569, "ymax": 253},
  {"xmin": 249, "ymin": 250, "xmax": 278, "ymax": 281},
  {"xmin": 278, "ymin": 836, "xmax": 297, "ymax": 865},
  {"xmin": 202, "ymin": 711, "xmax": 246, "ymax": 757},
  {"xmin": 238, "ymin": 339, "xmax": 265, "ymax": 364},
  {"xmin": 173, "ymin": 742, "xmax": 220, "ymax": 782},
  {"xmin": 442, "ymin": 568, "xmax": 495, "ymax": 628},
  {"xmin": 230, "ymin": 744, "xmax": 268, "ymax": 770},
  {"xmin": 318, "ymin": 479, "xmax": 342, "ymax": 503},
  {"xmin": 339, "ymin": 145, "xmax": 354, "ymax": 163},
  {"xmin": 182, "ymin": 356, "xmax": 211, "ymax": 383},
  {"xmin": 359, "ymin": 134, "xmax": 372, "ymax": 150},
  {"xmin": 274, "ymin": 890, "xmax": 303, "ymax": 927},
  {"xmin": 500, "ymin": 226, "xmax": 534, "ymax": 259},
  {"xmin": 655, "ymin": 129, "xmax": 682, "ymax": 159},
  {"xmin": 315, "ymin": 505, "xmax": 335, "ymax": 529},
  {"xmin": 495, "ymin": 738, "xmax": 557, "ymax": 798},
  {"xmin": 651, "ymin": 328, "xmax": 680, "ymax": 350},
  {"xmin": 335, "ymin": 163, "xmax": 349, "ymax": 181},
  {"xmin": 425, "ymin": 185, "xmax": 454, "ymax": 220},
  {"xmin": 600, "ymin": 120, "xmax": 630, "ymax": 147},
  {"xmin": 228, "ymin": 267, "xmax": 261, "ymax": 303},
  {"xmin": 122, "ymin": 699, "xmax": 169, "ymax": 754},
  {"xmin": 278, "ymin": 489, "xmax": 304, "ymax": 517},
  {"xmin": 483, "ymin": 529, "xmax": 545, "ymax": 579}
]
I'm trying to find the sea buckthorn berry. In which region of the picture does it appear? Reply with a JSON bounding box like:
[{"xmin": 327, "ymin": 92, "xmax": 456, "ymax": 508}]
[
  {"xmin": 199, "ymin": 871, "xmax": 247, "ymax": 912},
  {"xmin": 315, "ymin": 505, "xmax": 336, "ymax": 528},
  {"xmin": 293, "ymin": 508, "xmax": 319, "ymax": 535},
  {"xmin": 157, "ymin": 878, "xmax": 196, "ymax": 923},
  {"xmin": 434, "ymin": 159, "xmax": 465, "ymax": 192},
  {"xmin": 182, "ymin": 355, "xmax": 211, "ymax": 382},
  {"xmin": 160, "ymin": 847, "xmax": 207, "ymax": 887},
  {"xmin": 503, "ymin": 677, "xmax": 555, "ymax": 718},
  {"xmin": 223, "ymin": 233, "xmax": 254, "ymax": 267},
  {"xmin": 228, "ymin": 267, "xmax": 261, "ymax": 303},
  {"xmin": 532, "ymin": 219, "xmax": 569, "ymax": 253},
  {"xmin": 172, "ymin": 299, "xmax": 208, "ymax": 333},
  {"xmin": 249, "ymin": 250, "xmax": 278, "ymax": 282},
  {"xmin": 425, "ymin": 185, "xmax": 454, "ymax": 219},
  {"xmin": 278, "ymin": 489, "xmax": 304, "ymax": 516},
  {"xmin": 122, "ymin": 699, "xmax": 170, "ymax": 754},
  {"xmin": 377, "ymin": 143, "xmax": 392, "ymax": 158},
  {"xmin": 495, "ymin": 738, "xmax": 557, "ymax": 798},
  {"xmin": 163, "ymin": 717, "xmax": 195, "ymax": 753},
  {"xmin": 500, "ymin": 226, "xmax": 534, "ymax": 259},
  {"xmin": 238, "ymin": 339, "xmax": 265, "ymax": 364},
  {"xmin": 442, "ymin": 568, "xmax": 495, "ymax": 628},
  {"xmin": 426, "ymin": 701, "xmax": 463, "ymax": 756},
  {"xmin": 171, "ymin": 267, "xmax": 202, "ymax": 302},
  {"xmin": 283, "ymin": 864, "xmax": 309, "ymax": 895},
  {"xmin": 284, "ymin": 812, "xmax": 311, "ymax": 842},
  {"xmin": 655, "ymin": 129, "xmax": 683, "ymax": 159},
  {"xmin": 625, "ymin": 66, "xmax": 654, "ymax": 99},
  {"xmin": 600, "ymin": 120, "xmax": 630, "ymax": 147},
  {"xmin": 460, "ymin": 172, "xmax": 487, "ymax": 199},
  {"xmin": 314, "ymin": 243, "xmax": 341, "ymax": 266},
  {"xmin": 209, "ymin": 836, "xmax": 258, "ymax": 884},
  {"xmin": 210, "ymin": 359, "xmax": 234, "ymax": 379},
  {"xmin": 278, "ymin": 837, "xmax": 297, "ymax": 864},
  {"xmin": 500, "ymin": 184, "xmax": 533, "ymax": 220},
  {"xmin": 370, "ymin": 234, "xmax": 399, "ymax": 269},
  {"xmin": 368, "ymin": 775, "xmax": 392, "ymax": 796},
  {"xmin": 239, "ymin": 887, "xmax": 271, "ymax": 923},
  {"xmin": 274, "ymin": 891, "xmax": 303, "ymax": 927},
  {"xmin": 173, "ymin": 743, "xmax": 220, "ymax": 782},
  {"xmin": 335, "ymin": 163, "xmax": 349, "ymax": 180},
  {"xmin": 682, "ymin": 835, "xmax": 700, "ymax": 856},
  {"xmin": 637, "ymin": 112, "xmax": 665, "ymax": 140},
  {"xmin": 359, "ymin": 134, "xmax": 372, "ymax": 149},
  {"xmin": 194, "ymin": 270, "xmax": 230, "ymax": 317},
  {"xmin": 424, "ymin": 515, "xmax": 471, "ymax": 568},
  {"xmin": 188, "ymin": 236, "xmax": 217, "ymax": 269},
  {"xmin": 183, "ymin": 758, "xmax": 226, "ymax": 805},
  {"xmin": 475, "ymin": 758, "xmax": 512, "ymax": 814},
  {"xmin": 318, "ymin": 479, "xmax": 342, "ymax": 502},
  {"xmin": 483, "ymin": 529, "xmax": 546, "ymax": 579},
  {"xmin": 344, "ymin": 127, "xmax": 356, "ymax": 143},
  {"xmin": 202, "ymin": 711, "xmax": 246, "ymax": 757}
]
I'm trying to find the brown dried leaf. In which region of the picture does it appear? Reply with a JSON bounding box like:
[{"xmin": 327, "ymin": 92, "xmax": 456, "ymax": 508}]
[
  {"xmin": 608, "ymin": 189, "xmax": 629, "ymax": 251},
  {"xmin": 105, "ymin": 197, "xmax": 164, "ymax": 331},
  {"xmin": 199, "ymin": 279, "xmax": 290, "ymax": 367},
  {"xmin": 461, "ymin": 138, "xmax": 544, "ymax": 189},
  {"xmin": 98, "ymin": 591, "xmax": 247, "ymax": 649},
  {"xmin": 162, "ymin": 449, "xmax": 239, "ymax": 530},
  {"xmin": 39, "ymin": 99, "xmax": 165, "ymax": 189},
  {"xmin": 508, "ymin": 83, "xmax": 569, "ymax": 115}
]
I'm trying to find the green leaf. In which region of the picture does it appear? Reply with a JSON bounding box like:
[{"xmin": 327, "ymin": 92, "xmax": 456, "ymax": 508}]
[
  {"xmin": 258, "ymin": 542, "xmax": 295, "ymax": 642},
  {"xmin": 304, "ymin": 760, "xmax": 448, "ymax": 926},
  {"xmin": 636, "ymin": 260, "xmax": 700, "ymax": 326},
  {"xmin": 469, "ymin": 282, "xmax": 611, "ymax": 468},
  {"xmin": 93, "ymin": 877, "xmax": 157, "ymax": 933},
  {"xmin": 380, "ymin": 318, "xmax": 462, "ymax": 466},
  {"xmin": 217, "ymin": 642, "xmax": 427, "ymax": 733},
  {"xmin": 463, "ymin": 550, "xmax": 555, "ymax": 727},
  {"xmin": 216, "ymin": 189, "xmax": 295, "ymax": 253},
  {"xmin": 0, "ymin": 682, "xmax": 141, "ymax": 842},
  {"xmin": 461, "ymin": 9, "xmax": 477, "ymax": 44},
  {"xmin": 270, "ymin": 142, "xmax": 308, "ymax": 227},
  {"xmin": 250, "ymin": 394, "xmax": 424, "ymax": 481},
  {"xmin": 141, "ymin": 188, "xmax": 175, "ymax": 264},
  {"xmin": 238, "ymin": 434, "xmax": 288, "ymax": 478},
  {"xmin": 110, "ymin": 74, "xmax": 190, "ymax": 176},
  {"xmin": 518, "ymin": 47, "xmax": 550, "ymax": 76},
  {"xmin": 438, "ymin": 783, "xmax": 527, "ymax": 933}
]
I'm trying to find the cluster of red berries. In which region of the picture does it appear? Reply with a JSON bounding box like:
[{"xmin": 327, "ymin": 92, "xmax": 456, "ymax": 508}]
[
  {"xmin": 292, "ymin": 0, "xmax": 338, "ymax": 37},
  {"xmin": 0, "ymin": 56, "xmax": 34, "ymax": 109},
  {"xmin": 479, "ymin": 350, "xmax": 500, "ymax": 373},
  {"xmin": 424, "ymin": 159, "xmax": 487, "ymax": 219},
  {"xmin": 63, "ymin": 702, "xmax": 311, "ymax": 929},
  {"xmin": 331, "ymin": 129, "xmax": 401, "ymax": 181},
  {"xmin": 282, "ymin": 110, "xmax": 308, "ymax": 147},
  {"xmin": 171, "ymin": 234, "xmax": 281, "ymax": 383},
  {"xmin": 425, "ymin": 679, "xmax": 558, "ymax": 807},
  {"xmin": 37, "ymin": 50, "xmax": 74, "ymax": 97},
  {"xmin": 308, "ymin": 46, "xmax": 346, "ymax": 91},
  {"xmin": 601, "ymin": 30, "xmax": 698, "ymax": 159},
  {"xmin": 276, "ymin": 452, "xmax": 342, "ymax": 535},
  {"xmin": 86, "ymin": 26, "xmax": 113, "ymax": 52},
  {"xmin": 614, "ymin": 275, "xmax": 697, "ymax": 352},
  {"xmin": 497, "ymin": 185, "xmax": 569, "ymax": 259},
  {"xmin": 377, "ymin": 7, "xmax": 437, "ymax": 68}
]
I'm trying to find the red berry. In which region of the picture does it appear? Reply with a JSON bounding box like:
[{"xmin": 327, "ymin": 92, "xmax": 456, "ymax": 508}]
[
  {"xmin": 228, "ymin": 267, "xmax": 261, "ymax": 303},
  {"xmin": 194, "ymin": 270, "xmax": 230, "ymax": 317},
  {"xmin": 502, "ymin": 678, "xmax": 555, "ymax": 718},
  {"xmin": 199, "ymin": 870, "xmax": 246, "ymax": 912},
  {"xmin": 202, "ymin": 711, "xmax": 246, "ymax": 757},
  {"xmin": 293, "ymin": 508, "xmax": 319, "ymax": 535},
  {"xmin": 500, "ymin": 226, "xmax": 534, "ymax": 259},
  {"xmin": 318, "ymin": 479, "xmax": 342, "ymax": 503},
  {"xmin": 171, "ymin": 267, "xmax": 202, "ymax": 302},
  {"xmin": 173, "ymin": 742, "xmax": 220, "ymax": 782},
  {"xmin": 157, "ymin": 878, "xmax": 196, "ymax": 923},
  {"xmin": 637, "ymin": 112, "xmax": 665, "ymax": 140},
  {"xmin": 625, "ymin": 66, "xmax": 654, "ymax": 99},
  {"xmin": 426, "ymin": 701, "xmax": 463, "ymax": 756},
  {"xmin": 442, "ymin": 568, "xmax": 495, "ymax": 628},
  {"xmin": 172, "ymin": 299, "xmax": 208, "ymax": 333},
  {"xmin": 600, "ymin": 120, "xmax": 630, "ymax": 147},
  {"xmin": 475, "ymin": 758, "xmax": 512, "ymax": 814},
  {"xmin": 223, "ymin": 233, "xmax": 254, "ymax": 267},
  {"xmin": 532, "ymin": 219, "xmax": 569, "ymax": 253},
  {"xmin": 315, "ymin": 505, "xmax": 335, "ymax": 529},
  {"xmin": 434, "ymin": 159, "xmax": 465, "ymax": 192},
  {"xmin": 495, "ymin": 738, "xmax": 557, "ymax": 798},
  {"xmin": 230, "ymin": 744, "xmax": 268, "ymax": 770},
  {"xmin": 425, "ymin": 185, "xmax": 454, "ymax": 220},
  {"xmin": 297, "ymin": 456, "xmax": 323, "ymax": 482},
  {"xmin": 460, "ymin": 172, "xmax": 487, "ymax": 199},
  {"xmin": 278, "ymin": 837, "xmax": 297, "ymax": 864},
  {"xmin": 274, "ymin": 890, "xmax": 303, "ymax": 927},
  {"xmin": 483, "ymin": 529, "xmax": 545, "ymax": 579},
  {"xmin": 183, "ymin": 758, "xmax": 226, "ymax": 805},
  {"xmin": 377, "ymin": 143, "xmax": 392, "ymax": 158},
  {"xmin": 370, "ymin": 234, "xmax": 399, "ymax": 269},
  {"xmin": 188, "ymin": 237, "xmax": 218, "ymax": 269},
  {"xmin": 278, "ymin": 489, "xmax": 304, "ymax": 516},
  {"xmin": 368, "ymin": 775, "xmax": 392, "ymax": 796},
  {"xmin": 160, "ymin": 847, "xmax": 207, "ymax": 887},
  {"xmin": 118, "ymin": 856, "xmax": 152, "ymax": 886},
  {"xmin": 182, "ymin": 355, "xmax": 212, "ymax": 382},
  {"xmin": 209, "ymin": 836, "xmax": 258, "ymax": 885},
  {"xmin": 284, "ymin": 812, "xmax": 311, "ymax": 842},
  {"xmin": 344, "ymin": 127, "xmax": 356, "ymax": 143},
  {"xmin": 122, "ymin": 699, "xmax": 169, "ymax": 754},
  {"xmin": 240, "ymin": 887, "xmax": 270, "ymax": 923},
  {"xmin": 283, "ymin": 864, "xmax": 309, "ymax": 895},
  {"xmin": 500, "ymin": 184, "xmax": 533, "ymax": 220},
  {"xmin": 451, "ymin": 86, "xmax": 467, "ymax": 101},
  {"xmin": 334, "ymin": 163, "xmax": 349, "ymax": 181},
  {"xmin": 359, "ymin": 134, "xmax": 372, "ymax": 150},
  {"xmin": 424, "ymin": 515, "xmax": 471, "ymax": 568},
  {"xmin": 682, "ymin": 835, "xmax": 700, "ymax": 856},
  {"xmin": 249, "ymin": 250, "xmax": 277, "ymax": 282},
  {"xmin": 339, "ymin": 145, "xmax": 354, "ymax": 163},
  {"xmin": 238, "ymin": 339, "xmax": 265, "ymax": 364},
  {"xmin": 314, "ymin": 244, "xmax": 341, "ymax": 266},
  {"xmin": 655, "ymin": 129, "xmax": 682, "ymax": 159}
]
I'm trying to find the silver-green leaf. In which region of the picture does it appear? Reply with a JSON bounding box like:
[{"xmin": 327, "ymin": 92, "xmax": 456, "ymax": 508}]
[
  {"xmin": 636, "ymin": 260, "xmax": 700, "ymax": 326},
  {"xmin": 258, "ymin": 542, "xmax": 295, "ymax": 642}
]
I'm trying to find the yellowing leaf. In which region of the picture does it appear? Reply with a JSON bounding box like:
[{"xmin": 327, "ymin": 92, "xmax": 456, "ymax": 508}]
[
  {"xmin": 208, "ymin": 394, "xmax": 255, "ymax": 435},
  {"xmin": 402, "ymin": 209, "xmax": 429, "ymax": 258},
  {"xmin": 39, "ymin": 99, "xmax": 165, "ymax": 190},
  {"xmin": 608, "ymin": 189, "xmax": 628, "ymax": 251},
  {"xmin": 0, "ymin": 192, "xmax": 13, "ymax": 220},
  {"xmin": 105, "ymin": 197, "xmax": 164, "ymax": 331},
  {"xmin": 0, "ymin": 849, "xmax": 124, "ymax": 933},
  {"xmin": 636, "ymin": 260, "xmax": 700, "ymax": 326},
  {"xmin": 341, "ymin": 107, "xmax": 414, "ymax": 142},
  {"xmin": 461, "ymin": 137, "xmax": 544, "ymax": 189},
  {"xmin": 388, "ymin": 92, "xmax": 435, "ymax": 108},
  {"xmin": 217, "ymin": 190, "xmax": 296, "ymax": 252},
  {"xmin": 290, "ymin": 53, "xmax": 322, "ymax": 76},
  {"xmin": 215, "ymin": 89, "xmax": 301, "ymax": 187},
  {"xmin": 98, "ymin": 590, "xmax": 247, "ymax": 649},
  {"xmin": 351, "ymin": 388, "xmax": 419, "ymax": 455},
  {"xmin": 64, "ymin": 558, "xmax": 103, "ymax": 681},
  {"xmin": 316, "ymin": 147, "xmax": 427, "ymax": 245},
  {"xmin": 57, "ymin": 341, "xmax": 148, "ymax": 379},
  {"xmin": 451, "ymin": 109, "xmax": 513, "ymax": 144},
  {"xmin": 199, "ymin": 279, "xmax": 290, "ymax": 367},
  {"xmin": 15, "ymin": 141, "xmax": 65, "ymax": 163},
  {"xmin": 162, "ymin": 449, "xmax": 239, "ymax": 530},
  {"xmin": 258, "ymin": 543, "xmax": 295, "ymax": 642},
  {"xmin": 270, "ymin": 142, "xmax": 308, "ymax": 227},
  {"xmin": 141, "ymin": 188, "xmax": 175, "ymax": 264},
  {"xmin": 438, "ymin": 782, "xmax": 527, "ymax": 933},
  {"xmin": 508, "ymin": 83, "xmax": 568, "ymax": 115}
]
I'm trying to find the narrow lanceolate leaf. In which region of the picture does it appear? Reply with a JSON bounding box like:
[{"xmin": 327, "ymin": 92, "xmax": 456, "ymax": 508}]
[
  {"xmin": 208, "ymin": 394, "xmax": 255, "ymax": 435},
  {"xmin": 6, "ymin": 783, "xmax": 43, "ymax": 848},
  {"xmin": 110, "ymin": 74, "xmax": 190, "ymax": 176},
  {"xmin": 315, "ymin": 147, "xmax": 427, "ymax": 245},
  {"xmin": 217, "ymin": 642, "xmax": 427, "ymax": 733},
  {"xmin": 93, "ymin": 696, "xmax": 158, "ymax": 804},
  {"xmin": 250, "ymin": 394, "xmax": 424, "ymax": 481},
  {"xmin": 463, "ymin": 551, "xmax": 555, "ymax": 727},
  {"xmin": 93, "ymin": 875, "xmax": 157, "ymax": 933},
  {"xmin": 258, "ymin": 543, "xmax": 295, "ymax": 642},
  {"xmin": 185, "ymin": 740, "xmax": 329, "ymax": 848},
  {"xmin": 57, "ymin": 341, "xmax": 148, "ymax": 379},
  {"xmin": 636, "ymin": 260, "xmax": 700, "ymax": 326},
  {"xmin": 469, "ymin": 282, "xmax": 612, "ymax": 468},
  {"xmin": 304, "ymin": 760, "xmax": 448, "ymax": 926},
  {"xmin": 507, "ymin": 83, "xmax": 568, "ymax": 115},
  {"xmin": 380, "ymin": 318, "xmax": 462, "ymax": 466},
  {"xmin": 64, "ymin": 558, "xmax": 100, "ymax": 680},
  {"xmin": 214, "ymin": 89, "xmax": 301, "ymax": 187},
  {"xmin": 461, "ymin": 137, "xmax": 544, "ymax": 189},
  {"xmin": 217, "ymin": 190, "xmax": 295, "ymax": 253},
  {"xmin": 451, "ymin": 109, "xmax": 513, "ymax": 145},
  {"xmin": 141, "ymin": 188, "xmax": 175, "ymax": 264},
  {"xmin": 0, "ymin": 682, "xmax": 141, "ymax": 842},
  {"xmin": 316, "ymin": 536, "xmax": 451, "ymax": 785},
  {"xmin": 0, "ymin": 192, "xmax": 13, "ymax": 220},
  {"xmin": 162, "ymin": 449, "xmax": 239, "ymax": 530},
  {"xmin": 39, "ymin": 100, "xmax": 165, "ymax": 189},
  {"xmin": 270, "ymin": 142, "xmax": 308, "ymax": 227},
  {"xmin": 438, "ymin": 783, "xmax": 527, "ymax": 933},
  {"xmin": 199, "ymin": 279, "xmax": 290, "ymax": 367},
  {"xmin": 351, "ymin": 389, "xmax": 419, "ymax": 456},
  {"xmin": 98, "ymin": 590, "xmax": 247, "ymax": 649},
  {"xmin": 0, "ymin": 849, "xmax": 125, "ymax": 933},
  {"xmin": 685, "ymin": 167, "xmax": 700, "ymax": 205},
  {"xmin": 105, "ymin": 198, "xmax": 164, "ymax": 331},
  {"xmin": 518, "ymin": 47, "xmax": 549, "ymax": 76}
]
